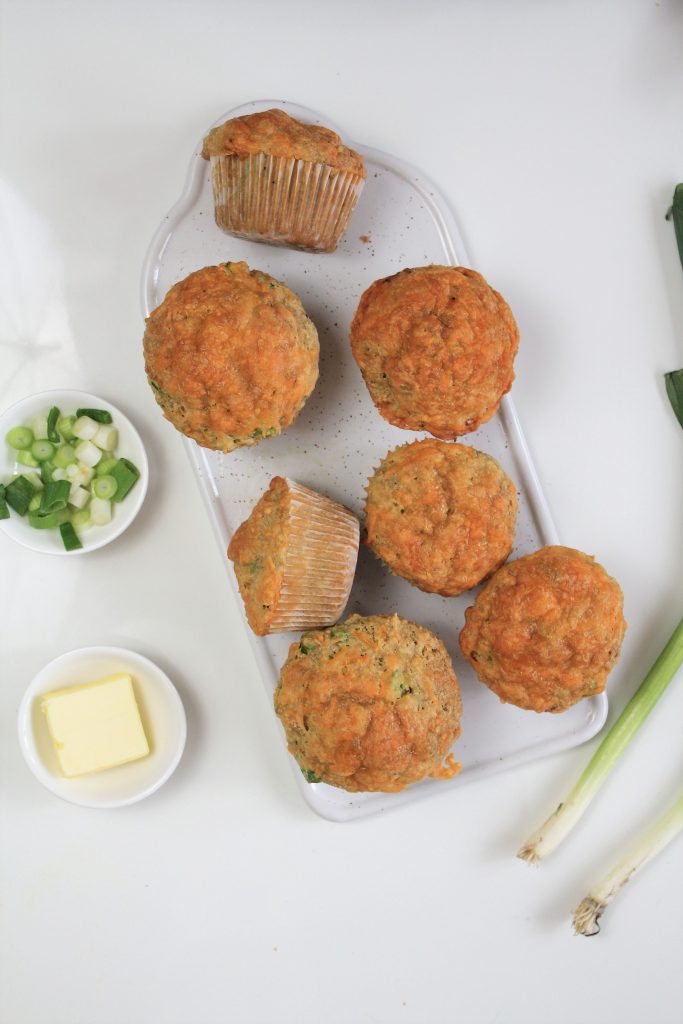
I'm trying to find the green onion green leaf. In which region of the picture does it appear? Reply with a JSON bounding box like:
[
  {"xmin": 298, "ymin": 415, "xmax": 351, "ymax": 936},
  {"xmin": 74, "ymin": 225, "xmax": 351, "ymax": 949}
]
[
  {"xmin": 665, "ymin": 368, "xmax": 683, "ymax": 430},
  {"xmin": 75, "ymin": 407, "xmax": 112, "ymax": 424},
  {"xmin": 40, "ymin": 479, "xmax": 70, "ymax": 514},
  {"xmin": 59, "ymin": 521, "xmax": 83, "ymax": 551},
  {"xmin": 110, "ymin": 458, "xmax": 139, "ymax": 502},
  {"xmin": 666, "ymin": 182, "xmax": 683, "ymax": 272},
  {"xmin": 47, "ymin": 406, "xmax": 60, "ymax": 443},
  {"xmin": 4, "ymin": 475, "xmax": 36, "ymax": 515},
  {"xmin": 28, "ymin": 507, "xmax": 69, "ymax": 529}
]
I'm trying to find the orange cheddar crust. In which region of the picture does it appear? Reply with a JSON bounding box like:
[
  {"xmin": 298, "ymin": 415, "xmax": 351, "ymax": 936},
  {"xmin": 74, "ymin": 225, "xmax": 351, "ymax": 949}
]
[
  {"xmin": 275, "ymin": 613, "xmax": 462, "ymax": 792},
  {"xmin": 143, "ymin": 262, "xmax": 319, "ymax": 452},
  {"xmin": 459, "ymin": 546, "xmax": 626, "ymax": 713},
  {"xmin": 365, "ymin": 439, "xmax": 517, "ymax": 596},
  {"xmin": 202, "ymin": 108, "xmax": 366, "ymax": 177},
  {"xmin": 350, "ymin": 265, "xmax": 519, "ymax": 438}
]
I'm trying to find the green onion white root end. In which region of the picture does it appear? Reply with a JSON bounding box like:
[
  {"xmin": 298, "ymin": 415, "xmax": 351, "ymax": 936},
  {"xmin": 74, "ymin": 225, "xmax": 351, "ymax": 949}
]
[{"xmin": 572, "ymin": 789, "xmax": 683, "ymax": 936}]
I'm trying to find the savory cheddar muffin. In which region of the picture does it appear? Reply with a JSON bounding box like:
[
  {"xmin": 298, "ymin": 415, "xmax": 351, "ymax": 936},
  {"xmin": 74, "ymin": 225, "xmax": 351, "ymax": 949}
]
[
  {"xmin": 350, "ymin": 265, "xmax": 519, "ymax": 437},
  {"xmin": 274, "ymin": 613, "xmax": 462, "ymax": 792},
  {"xmin": 143, "ymin": 262, "xmax": 319, "ymax": 451},
  {"xmin": 228, "ymin": 477, "xmax": 359, "ymax": 636},
  {"xmin": 365, "ymin": 439, "xmax": 517, "ymax": 596},
  {"xmin": 202, "ymin": 108, "xmax": 366, "ymax": 252},
  {"xmin": 459, "ymin": 546, "xmax": 626, "ymax": 713}
]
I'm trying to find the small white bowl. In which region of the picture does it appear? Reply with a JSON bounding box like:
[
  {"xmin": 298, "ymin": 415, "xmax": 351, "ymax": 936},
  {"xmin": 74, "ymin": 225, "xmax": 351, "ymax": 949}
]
[
  {"xmin": 0, "ymin": 389, "xmax": 148, "ymax": 555},
  {"xmin": 18, "ymin": 647, "xmax": 187, "ymax": 808}
]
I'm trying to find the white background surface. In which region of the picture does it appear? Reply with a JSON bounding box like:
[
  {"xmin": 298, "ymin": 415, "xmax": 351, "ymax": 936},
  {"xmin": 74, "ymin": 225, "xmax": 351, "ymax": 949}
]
[{"xmin": 1, "ymin": 1, "xmax": 682, "ymax": 1022}]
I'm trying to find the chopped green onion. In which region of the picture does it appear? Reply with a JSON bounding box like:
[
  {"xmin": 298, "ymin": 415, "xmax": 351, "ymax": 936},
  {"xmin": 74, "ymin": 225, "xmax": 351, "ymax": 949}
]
[
  {"xmin": 110, "ymin": 458, "xmax": 140, "ymax": 502},
  {"xmin": 32, "ymin": 414, "xmax": 48, "ymax": 440},
  {"xmin": 53, "ymin": 444, "xmax": 77, "ymax": 469},
  {"xmin": 28, "ymin": 507, "xmax": 69, "ymax": 529},
  {"xmin": 47, "ymin": 406, "xmax": 60, "ymax": 443},
  {"xmin": 70, "ymin": 507, "xmax": 92, "ymax": 531},
  {"xmin": 573, "ymin": 789, "xmax": 683, "ymax": 936},
  {"xmin": 96, "ymin": 456, "xmax": 118, "ymax": 477},
  {"xmin": 59, "ymin": 521, "xmax": 83, "ymax": 551},
  {"xmin": 90, "ymin": 496, "xmax": 112, "ymax": 525},
  {"xmin": 28, "ymin": 493, "xmax": 42, "ymax": 512},
  {"xmin": 21, "ymin": 472, "xmax": 43, "ymax": 491},
  {"xmin": 665, "ymin": 182, "xmax": 683, "ymax": 272},
  {"xmin": 6, "ymin": 426, "xmax": 33, "ymax": 450},
  {"xmin": 68, "ymin": 484, "xmax": 90, "ymax": 510},
  {"xmin": 76, "ymin": 407, "xmax": 112, "ymax": 424},
  {"xmin": 4, "ymin": 475, "xmax": 36, "ymax": 515},
  {"xmin": 40, "ymin": 479, "xmax": 71, "ymax": 514},
  {"xmin": 74, "ymin": 439, "xmax": 102, "ymax": 468},
  {"xmin": 31, "ymin": 439, "xmax": 55, "ymax": 462},
  {"xmin": 0, "ymin": 485, "xmax": 9, "ymax": 521},
  {"xmin": 665, "ymin": 369, "xmax": 683, "ymax": 430},
  {"xmin": 72, "ymin": 416, "xmax": 99, "ymax": 441},
  {"xmin": 92, "ymin": 474, "xmax": 118, "ymax": 500},
  {"xmin": 57, "ymin": 415, "xmax": 76, "ymax": 441},
  {"xmin": 40, "ymin": 461, "xmax": 55, "ymax": 485},
  {"xmin": 93, "ymin": 424, "xmax": 118, "ymax": 451},
  {"xmin": 16, "ymin": 450, "xmax": 39, "ymax": 468},
  {"xmin": 518, "ymin": 617, "xmax": 683, "ymax": 863}
]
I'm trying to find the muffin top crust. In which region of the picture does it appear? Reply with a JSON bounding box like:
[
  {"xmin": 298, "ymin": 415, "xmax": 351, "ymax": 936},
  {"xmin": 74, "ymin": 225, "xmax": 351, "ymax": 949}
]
[
  {"xmin": 202, "ymin": 108, "xmax": 366, "ymax": 177},
  {"xmin": 274, "ymin": 613, "xmax": 462, "ymax": 792},
  {"xmin": 365, "ymin": 439, "xmax": 517, "ymax": 596},
  {"xmin": 459, "ymin": 545, "xmax": 626, "ymax": 713},
  {"xmin": 143, "ymin": 261, "xmax": 319, "ymax": 452},
  {"xmin": 350, "ymin": 265, "xmax": 519, "ymax": 438}
]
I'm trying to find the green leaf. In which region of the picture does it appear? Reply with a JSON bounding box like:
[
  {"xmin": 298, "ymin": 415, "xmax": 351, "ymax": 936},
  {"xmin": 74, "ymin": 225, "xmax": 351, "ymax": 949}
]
[
  {"xmin": 664, "ymin": 369, "xmax": 683, "ymax": 430},
  {"xmin": 666, "ymin": 183, "xmax": 683, "ymax": 272}
]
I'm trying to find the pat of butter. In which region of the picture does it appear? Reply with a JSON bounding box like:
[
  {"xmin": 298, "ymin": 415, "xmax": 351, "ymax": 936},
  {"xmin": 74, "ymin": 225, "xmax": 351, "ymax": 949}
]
[{"xmin": 41, "ymin": 673, "xmax": 150, "ymax": 778}]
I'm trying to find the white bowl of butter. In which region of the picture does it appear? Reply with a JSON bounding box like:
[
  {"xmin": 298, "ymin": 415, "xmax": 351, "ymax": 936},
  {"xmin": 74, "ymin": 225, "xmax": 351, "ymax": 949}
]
[{"xmin": 18, "ymin": 647, "xmax": 187, "ymax": 808}]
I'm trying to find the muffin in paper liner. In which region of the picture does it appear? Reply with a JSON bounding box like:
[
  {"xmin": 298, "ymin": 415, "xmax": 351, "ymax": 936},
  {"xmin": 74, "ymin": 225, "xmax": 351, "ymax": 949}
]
[
  {"xmin": 202, "ymin": 108, "xmax": 366, "ymax": 253},
  {"xmin": 208, "ymin": 153, "xmax": 365, "ymax": 252},
  {"xmin": 227, "ymin": 477, "xmax": 360, "ymax": 636}
]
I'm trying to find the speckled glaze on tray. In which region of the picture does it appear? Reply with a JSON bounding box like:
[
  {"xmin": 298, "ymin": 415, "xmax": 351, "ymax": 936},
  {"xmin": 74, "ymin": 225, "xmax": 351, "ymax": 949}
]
[{"xmin": 141, "ymin": 100, "xmax": 608, "ymax": 822}]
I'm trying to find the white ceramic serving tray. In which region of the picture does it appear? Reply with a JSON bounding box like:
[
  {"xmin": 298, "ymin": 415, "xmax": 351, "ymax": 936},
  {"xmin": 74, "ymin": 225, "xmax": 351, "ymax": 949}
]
[{"xmin": 141, "ymin": 99, "xmax": 607, "ymax": 822}]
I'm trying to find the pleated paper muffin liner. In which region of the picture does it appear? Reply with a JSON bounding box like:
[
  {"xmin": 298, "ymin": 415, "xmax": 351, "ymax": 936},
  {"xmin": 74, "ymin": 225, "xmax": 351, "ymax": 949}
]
[
  {"xmin": 209, "ymin": 153, "xmax": 365, "ymax": 253},
  {"xmin": 266, "ymin": 479, "xmax": 360, "ymax": 632}
]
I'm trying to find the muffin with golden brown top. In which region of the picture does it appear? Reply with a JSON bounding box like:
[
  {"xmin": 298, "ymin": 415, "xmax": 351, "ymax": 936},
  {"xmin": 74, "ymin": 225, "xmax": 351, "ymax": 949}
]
[
  {"xmin": 143, "ymin": 262, "xmax": 319, "ymax": 451},
  {"xmin": 228, "ymin": 477, "xmax": 359, "ymax": 636},
  {"xmin": 365, "ymin": 439, "xmax": 517, "ymax": 597},
  {"xmin": 459, "ymin": 546, "xmax": 626, "ymax": 713},
  {"xmin": 202, "ymin": 108, "xmax": 366, "ymax": 252},
  {"xmin": 274, "ymin": 613, "xmax": 462, "ymax": 792},
  {"xmin": 350, "ymin": 265, "xmax": 519, "ymax": 437}
]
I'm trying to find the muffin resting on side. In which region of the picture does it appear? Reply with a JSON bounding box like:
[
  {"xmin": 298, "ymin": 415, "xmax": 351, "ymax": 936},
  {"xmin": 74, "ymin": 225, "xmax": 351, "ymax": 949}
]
[
  {"xmin": 459, "ymin": 546, "xmax": 626, "ymax": 713},
  {"xmin": 274, "ymin": 613, "xmax": 462, "ymax": 792},
  {"xmin": 202, "ymin": 108, "xmax": 366, "ymax": 253},
  {"xmin": 365, "ymin": 439, "xmax": 517, "ymax": 596},
  {"xmin": 143, "ymin": 262, "xmax": 319, "ymax": 452},
  {"xmin": 350, "ymin": 265, "xmax": 519, "ymax": 437},
  {"xmin": 227, "ymin": 477, "xmax": 359, "ymax": 636}
]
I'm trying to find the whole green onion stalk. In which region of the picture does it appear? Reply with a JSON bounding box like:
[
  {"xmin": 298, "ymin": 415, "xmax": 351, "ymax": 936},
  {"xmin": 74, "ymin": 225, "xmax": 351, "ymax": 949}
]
[
  {"xmin": 573, "ymin": 788, "xmax": 683, "ymax": 936},
  {"xmin": 518, "ymin": 617, "xmax": 683, "ymax": 864}
]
